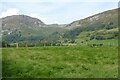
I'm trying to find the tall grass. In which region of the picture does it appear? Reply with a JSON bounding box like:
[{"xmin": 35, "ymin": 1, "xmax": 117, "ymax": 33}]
[{"xmin": 2, "ymin": 46, "xmax": 118, "ymax": 78}]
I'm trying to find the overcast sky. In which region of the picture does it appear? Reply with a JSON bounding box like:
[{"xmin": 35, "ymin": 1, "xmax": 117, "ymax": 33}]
[{"xmin": 0, "ymin": 0, "xmax": 119, "ymax": 24}]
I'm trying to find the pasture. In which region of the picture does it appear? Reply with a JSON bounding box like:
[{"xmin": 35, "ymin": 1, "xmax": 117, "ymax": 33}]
[{"xmin": 2, "ymin": 46, "xmax": 118, "ymax": 78}]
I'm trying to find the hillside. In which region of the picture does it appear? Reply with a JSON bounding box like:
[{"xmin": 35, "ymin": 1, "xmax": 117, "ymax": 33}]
[
  {"xmin": 0, "ymin": 15, "xmax": 65, "ymax": 44},
  {"xmin": 63, "ymin": 9, "xmax": 118, "ymax": 45},
  {"xmin": 0, "ymin": 8, "xmax": 118, "ymax": 46}
]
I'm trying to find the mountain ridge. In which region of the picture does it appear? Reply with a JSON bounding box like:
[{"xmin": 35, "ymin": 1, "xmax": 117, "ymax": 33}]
[{"xmin": 0, "ymin": 8, "xmax": 118, "ymax": 46}]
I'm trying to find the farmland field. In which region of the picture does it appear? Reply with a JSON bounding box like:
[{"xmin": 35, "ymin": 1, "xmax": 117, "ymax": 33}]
[{"xmin": 2, "ymin": 46, "xmax": 118, "ymax": 78}]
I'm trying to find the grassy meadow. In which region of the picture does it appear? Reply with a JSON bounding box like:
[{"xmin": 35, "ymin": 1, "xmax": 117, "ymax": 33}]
[{"xmin": 2, "ymin": 46, "xmax": 118, "ymax": 78}]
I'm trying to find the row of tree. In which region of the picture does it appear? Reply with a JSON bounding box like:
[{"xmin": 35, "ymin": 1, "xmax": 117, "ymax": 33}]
[{"xmin": 0, "ymin": 39, "xmax": 76, "ymax": 48}]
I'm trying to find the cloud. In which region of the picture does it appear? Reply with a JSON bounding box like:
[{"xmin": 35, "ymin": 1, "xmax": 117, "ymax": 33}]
[{"xmin": 0, "ymin": 8, "xmax": 19, "ymax": 18}]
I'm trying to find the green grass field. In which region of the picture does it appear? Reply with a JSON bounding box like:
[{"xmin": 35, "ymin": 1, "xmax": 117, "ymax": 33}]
[
  {"xmin": 88, "ymin": 39, "xmax": 118, "ymax": 46},
  {"xmin": 76, "ymin": 39, "xmax": 118, "ymax": 46},
  {"xmin": 2, "ymin": 46, "xmax": 118, "ymax": 78}
]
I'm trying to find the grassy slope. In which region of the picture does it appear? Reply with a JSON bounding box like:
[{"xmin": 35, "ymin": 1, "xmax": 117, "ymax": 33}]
[
  {"xmin": 75, "ymin": 28, "xmax": 118, "ymax": 46},
  {"xmin": 2, "ymin": 46, "xmax": 118, "ymax": 78},
  {"xmin": 87, "ymin": 39, "xmax": 118, "ymax": 45},
  {"xmin": 76, "ymin": 39, "xmax": 118, "ymax": 46},
  {"xmin": 64, "ymin": 9, "xmax": 118, "ymax": 40}
]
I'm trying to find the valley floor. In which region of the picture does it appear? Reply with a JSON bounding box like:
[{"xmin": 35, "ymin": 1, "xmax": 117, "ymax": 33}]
[{"xmin": 2, "ymin": 46, "xmax": 118, "ymax": 78}]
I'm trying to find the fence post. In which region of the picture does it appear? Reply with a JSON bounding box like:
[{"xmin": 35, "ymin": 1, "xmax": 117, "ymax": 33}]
[{"xmin": 16, "ymin": 43, "xmax": 18, "ymax": 48}]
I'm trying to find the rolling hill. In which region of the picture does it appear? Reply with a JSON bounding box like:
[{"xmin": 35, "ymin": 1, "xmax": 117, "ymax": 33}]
[
  {"xmin": 0, "ymin": 15, "xmax": 65, "ymax": 44},
  {"xmin": 63, "ymin": 9, "xmax": 118, "ymax": 45},
  {"xmin": 0, "ymin": 8, "xmax": 118, "ymax": 46}
]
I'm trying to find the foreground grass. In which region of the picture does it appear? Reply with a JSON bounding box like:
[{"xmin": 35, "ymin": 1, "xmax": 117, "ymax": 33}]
[{"xmin": 2, "ymin": 46, "xmax": 118, "ymax": 78}]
